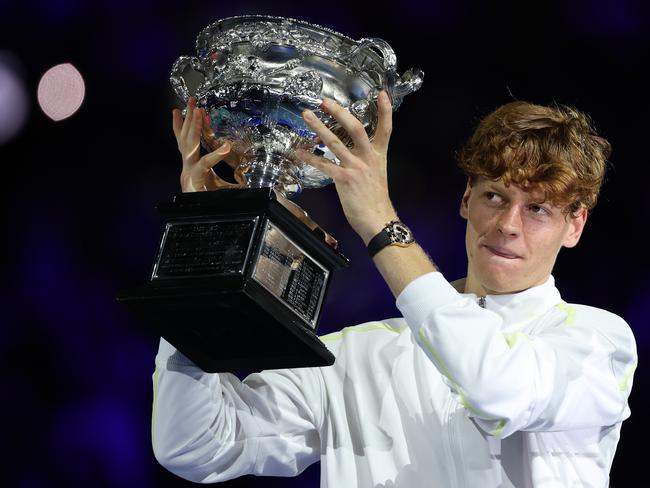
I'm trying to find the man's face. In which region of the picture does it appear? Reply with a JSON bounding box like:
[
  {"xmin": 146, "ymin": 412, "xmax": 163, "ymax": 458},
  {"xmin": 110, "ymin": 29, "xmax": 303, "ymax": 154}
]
[{"xmin": 460, "ymin": 177, "xmax": 587, "ymax": 295}]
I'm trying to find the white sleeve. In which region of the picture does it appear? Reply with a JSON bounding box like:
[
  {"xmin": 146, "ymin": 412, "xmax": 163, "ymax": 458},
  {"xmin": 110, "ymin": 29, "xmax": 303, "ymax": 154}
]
[
  {"xmin": 151, "ymin": 338, "xmax": 322, "ymax": 483},
  {"xmin": 396, "ymin": 272, "xmax": 637, "ymax": 439}
]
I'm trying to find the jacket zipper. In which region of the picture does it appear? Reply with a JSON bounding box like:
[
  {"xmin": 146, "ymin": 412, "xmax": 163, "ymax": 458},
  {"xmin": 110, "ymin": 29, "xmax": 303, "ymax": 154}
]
[{"xmin": 478, "ymin": 296, "xmax": 486, "ymax": 308}]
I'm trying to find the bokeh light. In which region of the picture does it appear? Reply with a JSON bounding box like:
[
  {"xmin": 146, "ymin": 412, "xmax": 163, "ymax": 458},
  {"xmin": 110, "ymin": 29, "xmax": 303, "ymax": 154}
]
[
  {"xmin": 37, "ymin": 62, "xmax": 85, "ymax": 121},
  {"xmin": 0, "ymin": 51, "xmax": 29, "ymax": 145}
]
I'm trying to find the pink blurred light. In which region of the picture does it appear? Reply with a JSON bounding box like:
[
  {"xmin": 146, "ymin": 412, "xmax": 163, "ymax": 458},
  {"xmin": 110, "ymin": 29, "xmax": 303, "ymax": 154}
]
[{"xmin": 37, "ymin": 63, "xmax": 85, "ymax": 121}]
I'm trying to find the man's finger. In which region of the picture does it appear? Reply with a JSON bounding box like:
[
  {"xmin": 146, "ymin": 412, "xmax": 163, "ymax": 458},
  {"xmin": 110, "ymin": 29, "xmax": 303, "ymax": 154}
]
[
  {"xmin": 295, "ymin": 148, "xmax": 343, "ymax": 180},
  {"xmin": 188, "ymin": 144, "xmax": 230, "ymax": 192},
  {"xmin": 182, "ymin": 141, "xmax": 201, "ymax": 170},
  {"xmin": 199, "ymin": 142, "xmax": 232, "ymax": 170},
  {"xmin": 180, "ymin": 171, "xmax": 199, "ymax": 193},
  {"xmin": 180, "ymin": 96, "xmax": 197, "ymax": 139},
  {"xmin": 373, "ymin": 90, "xmax": 393, "ymax": 151},
  {"xmin": 186, "ymin": 105, "xmax": 203, "ymax": 146},
  {"xmin": 202, "ymin": 110, "xmax": 215, "ymax": 140},
  {"xmin": 320, "ymin": 98, "xmax": 373, "ymax": 154},
  {"xmin": 205, "ymin": 168, "xmax": 238, "ymax": 190},
  {"xmin": 302, "ymin": 110, "xmax": 355, "ymax": 167},
  {"xmin": 201, "ymin": 111, "xmax": 224, "ymax": 153},
  {"xmin": 172, "ymin": 109, "xmax": 183, "ymax": 140}
]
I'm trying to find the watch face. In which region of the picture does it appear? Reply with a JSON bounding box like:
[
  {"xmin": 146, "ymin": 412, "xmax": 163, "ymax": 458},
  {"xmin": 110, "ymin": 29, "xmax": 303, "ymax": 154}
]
[{"xmin": 389, "ymin": 222, "xmax": 414, "ymax": 245}]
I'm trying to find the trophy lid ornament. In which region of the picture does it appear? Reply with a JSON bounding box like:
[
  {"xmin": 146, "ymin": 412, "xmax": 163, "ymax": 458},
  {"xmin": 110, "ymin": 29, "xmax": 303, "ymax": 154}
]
[{"xmin": 170, "ymin": 15, "xmax": 424, "ymax": 198}]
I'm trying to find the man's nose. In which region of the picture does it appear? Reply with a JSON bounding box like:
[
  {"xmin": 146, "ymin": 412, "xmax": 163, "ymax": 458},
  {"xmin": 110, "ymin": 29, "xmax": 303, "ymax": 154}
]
[{"xmin": 497, "ymin": 205, "xmax": 522, "ymax": 236}]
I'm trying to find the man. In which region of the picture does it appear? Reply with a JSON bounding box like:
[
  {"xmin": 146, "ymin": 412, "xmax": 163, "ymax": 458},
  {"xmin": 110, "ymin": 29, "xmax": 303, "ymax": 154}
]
[{"xmin": 154, "ymin": 93, "xmax": 636, "ymax": 486}]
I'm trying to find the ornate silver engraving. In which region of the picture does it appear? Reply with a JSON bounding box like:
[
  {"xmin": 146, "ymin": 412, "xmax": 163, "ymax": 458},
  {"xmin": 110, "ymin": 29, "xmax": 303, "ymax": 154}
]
[{"xmin": 171, "ymin": 15, "xmax": 423, "ymax": 197}]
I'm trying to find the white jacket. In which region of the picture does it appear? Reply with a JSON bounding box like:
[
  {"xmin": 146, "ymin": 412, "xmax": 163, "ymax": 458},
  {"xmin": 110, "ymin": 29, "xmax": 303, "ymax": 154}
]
[{"xmin": 152, "ymin": 272, "xmax": 637, "ymax": 487}]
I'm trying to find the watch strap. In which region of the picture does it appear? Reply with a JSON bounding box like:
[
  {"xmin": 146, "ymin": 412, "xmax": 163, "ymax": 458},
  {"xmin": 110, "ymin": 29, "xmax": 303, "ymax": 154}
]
[
  {"xmin": 367, "ymin": 228, "xmax": 394, "ymax": 258},
  {"xmin": 367, "ymin": 220, "xmax": 414, "ymax": 257}
]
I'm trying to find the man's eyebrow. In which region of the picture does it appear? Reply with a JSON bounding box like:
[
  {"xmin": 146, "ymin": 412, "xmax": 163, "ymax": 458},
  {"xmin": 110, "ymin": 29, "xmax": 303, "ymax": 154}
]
[
  {"xmin": 485, "ymin": 183, "xmax": 507, "ymax": 193},
  {"xmin": 528, "ymin": 197, "xmax": 548, "ymax": 205},
  {"xmin": 525, "ymin": 191, "xmax": 550, "ymax": 204},
  {"xmin": 484, "ymin": 184, "xmax": 551, "ymax": 205}
]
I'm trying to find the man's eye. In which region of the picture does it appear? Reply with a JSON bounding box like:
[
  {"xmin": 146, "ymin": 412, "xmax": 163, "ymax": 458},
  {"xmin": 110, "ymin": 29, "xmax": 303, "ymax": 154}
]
[
  {"xmin": 529, "ymin": 204, "xmax": 548, "ymax": 215},
  {"xmin": 486, "ymin": 192, "xmax": 501, "ymax": 201}
]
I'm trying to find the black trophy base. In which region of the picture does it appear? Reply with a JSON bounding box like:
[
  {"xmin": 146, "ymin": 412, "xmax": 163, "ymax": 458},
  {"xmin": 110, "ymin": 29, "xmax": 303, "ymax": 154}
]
[
  {"xmin": 117, "ymin": 188, "xmax": 348, "ymax": 372},
  {"xmin": 120, "ymin": 283, "xmax": 336, "ymax": 372}
]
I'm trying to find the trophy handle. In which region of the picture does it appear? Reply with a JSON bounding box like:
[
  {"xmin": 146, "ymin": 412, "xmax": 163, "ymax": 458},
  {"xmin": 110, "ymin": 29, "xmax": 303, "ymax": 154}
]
[
  {"xmin": 393, "ymin": 68, "xmax": 424, "ymax": 107},
  {"xmin": 347, "ymin": 38, "xmax": 423, "ymax": 109},
  {"xmin": 170, "ymin": 55, "xmax": 206, "ymax": 103},
  {"xmin": 351, "ymin": 37, "xmax": 397, "ymax": 71},
  {"xmin": 347, "ymin": 38, "xmax": 397, "ymax": 101}
]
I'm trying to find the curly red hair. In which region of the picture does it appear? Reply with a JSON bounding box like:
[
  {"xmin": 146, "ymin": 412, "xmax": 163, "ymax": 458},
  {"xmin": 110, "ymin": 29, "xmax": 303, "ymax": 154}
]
[{"xmin": 457, "ymin": 101, "xmax": 611, "ymax": 214}]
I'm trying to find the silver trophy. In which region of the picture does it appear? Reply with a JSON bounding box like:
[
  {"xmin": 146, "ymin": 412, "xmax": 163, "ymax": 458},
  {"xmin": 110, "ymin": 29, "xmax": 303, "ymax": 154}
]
[
  {"xmin": 170, "ymin": 15, "xmax": 423, "ymax": 200},
  {"xmin": 119, "ymin": 16, "xmax": 423, "ymax": 372}
]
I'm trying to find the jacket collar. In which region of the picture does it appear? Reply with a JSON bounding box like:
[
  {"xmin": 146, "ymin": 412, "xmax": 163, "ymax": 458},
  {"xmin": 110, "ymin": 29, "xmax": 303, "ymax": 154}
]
[{"xmin": 450, "ymin": 275, "xmax": 563, "ymax": 329}]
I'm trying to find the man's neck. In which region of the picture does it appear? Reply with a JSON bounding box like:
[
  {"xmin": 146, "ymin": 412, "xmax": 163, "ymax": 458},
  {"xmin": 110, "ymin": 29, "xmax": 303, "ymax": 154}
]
[
  {"xmin": 450, "ymin": 278, "xmax": 466, "ymax": 294},
  {"xmin": 462, "ymin": 271, "xmax": 551, "ymax": 296},
  {"xmin": 464, "ymin": 273, "xmax": 493, "ymax": 296}
]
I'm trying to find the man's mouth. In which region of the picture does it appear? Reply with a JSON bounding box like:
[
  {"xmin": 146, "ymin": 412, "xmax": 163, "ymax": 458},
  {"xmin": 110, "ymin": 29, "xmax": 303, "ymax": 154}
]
[{"xmin": 483, "ymin": 245, "xmax": 521, "ymax": 259}]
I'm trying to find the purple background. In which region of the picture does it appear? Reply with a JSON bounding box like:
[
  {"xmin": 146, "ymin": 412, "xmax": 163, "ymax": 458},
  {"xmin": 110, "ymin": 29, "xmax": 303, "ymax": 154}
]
[{"xmin": 1, "ymin": 0, "xmax": 648, "ymax": 486}]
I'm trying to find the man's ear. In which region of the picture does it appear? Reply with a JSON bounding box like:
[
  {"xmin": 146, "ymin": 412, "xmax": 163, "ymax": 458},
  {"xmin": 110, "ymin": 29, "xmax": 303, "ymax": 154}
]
[
  {"xmin": 460, "ymin": 180, "xmax": 472, "ymax": 220},
  {"xmin": 562, "ymin": 207, "xmax": 588, "ymax": 248}
]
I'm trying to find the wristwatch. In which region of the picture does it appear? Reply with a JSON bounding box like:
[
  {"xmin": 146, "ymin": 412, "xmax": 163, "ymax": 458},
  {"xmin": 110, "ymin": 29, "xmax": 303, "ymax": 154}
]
[{"xmin": 367, "ymin": 220, "xmax": 415, "ymax": 257}]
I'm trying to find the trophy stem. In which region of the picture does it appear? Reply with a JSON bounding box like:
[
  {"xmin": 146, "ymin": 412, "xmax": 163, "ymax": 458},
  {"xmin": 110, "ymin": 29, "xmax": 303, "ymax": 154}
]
[{"xmin": 240, "ymin": 151, "xmax": 302, "ymax": 198}]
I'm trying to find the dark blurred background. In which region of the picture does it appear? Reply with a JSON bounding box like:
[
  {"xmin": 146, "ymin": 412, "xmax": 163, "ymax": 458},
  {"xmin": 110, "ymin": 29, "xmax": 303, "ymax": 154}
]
[{"xmin": 1, "ymin": 0, "xmax": 648, "ymax": 486}]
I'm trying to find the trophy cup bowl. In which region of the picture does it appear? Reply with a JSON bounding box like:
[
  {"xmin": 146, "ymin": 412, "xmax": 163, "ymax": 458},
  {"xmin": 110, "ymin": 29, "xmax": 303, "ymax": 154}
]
[{"xmin": 117, "ymin": 15, "xmax": 423, "ymax": 372}]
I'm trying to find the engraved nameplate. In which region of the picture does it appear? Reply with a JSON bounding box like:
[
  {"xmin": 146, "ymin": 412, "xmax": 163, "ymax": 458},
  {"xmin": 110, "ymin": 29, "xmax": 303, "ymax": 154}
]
[
  {"xmin": 153, "ymin": 218, "xmax": 258, "ymax": 279},
  {"xmin": 252, "ymin": 221, "xmax": 328, "ymax": 329}
]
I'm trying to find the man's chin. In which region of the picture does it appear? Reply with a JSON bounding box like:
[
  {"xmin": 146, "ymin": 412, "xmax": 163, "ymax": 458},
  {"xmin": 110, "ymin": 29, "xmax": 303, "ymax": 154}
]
[{"xmin": 475, "ymin": 268, "xmax": 527, "ymax": 295}]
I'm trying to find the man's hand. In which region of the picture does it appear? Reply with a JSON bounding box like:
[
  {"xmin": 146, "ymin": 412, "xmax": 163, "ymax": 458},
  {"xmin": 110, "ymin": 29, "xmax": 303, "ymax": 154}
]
[
  {"xmin": 298, "ymin": 91, "xmax": 437, "ymax": 297},
  {"xmin": 296, "ymin": 91, "xmax": 398, "ymax": 245},
  {"xmin": 172, "ymin": 96, "xmax": 233, "ymax": 193}
]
